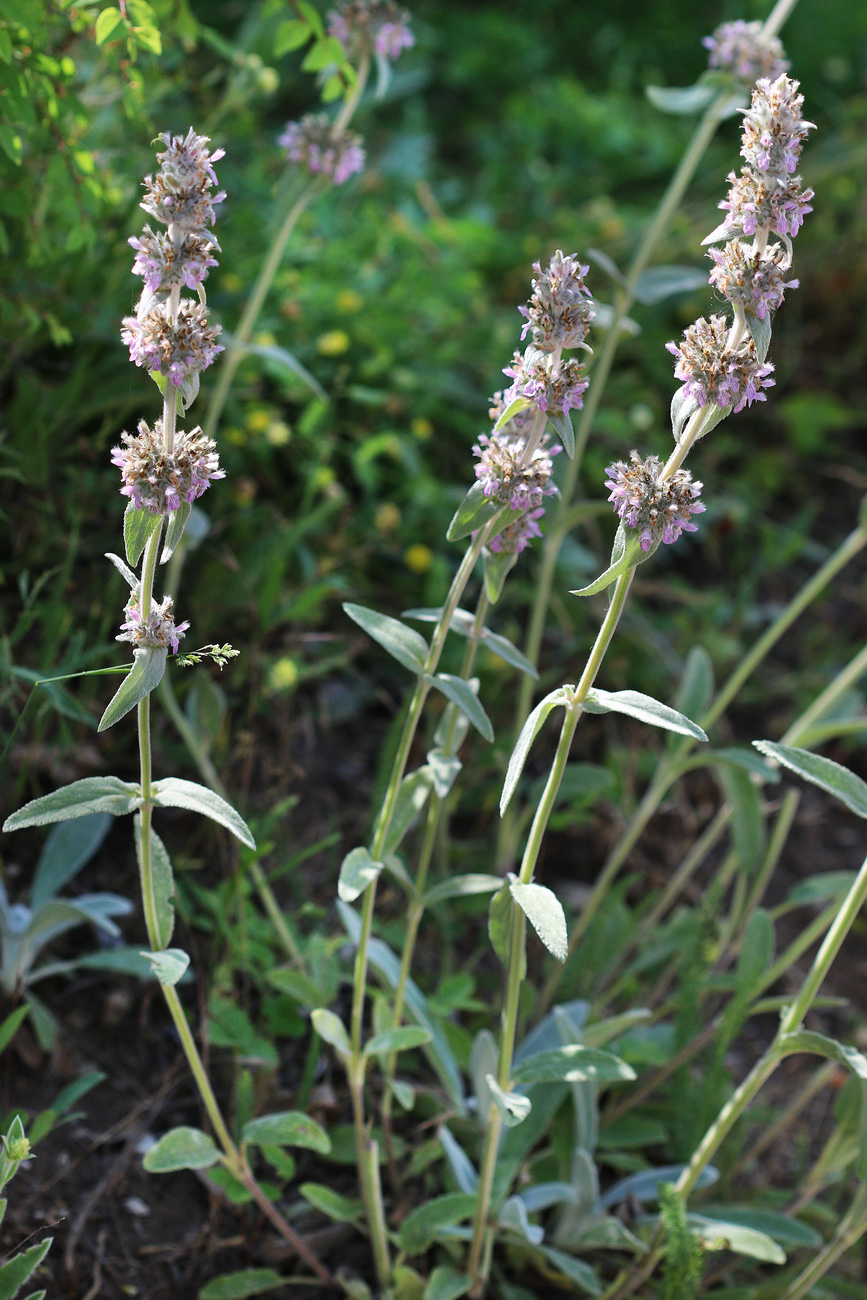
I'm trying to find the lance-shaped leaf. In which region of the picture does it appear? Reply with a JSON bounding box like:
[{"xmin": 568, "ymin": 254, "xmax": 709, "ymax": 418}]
[
  {"xmin": 105, "ymin": 550, "xmax": 140, "ymax": 590},
  {"xmin": 582, "ymin": 688, "xmax": 708, "ymax": 741},
  {"xmin": 645, "ymin": 81, "xmax": 718, "ymax": 115},
  {"xmin": 753, "ymin": 742, "xmax": 867, "ymax": 819},
  {"xmin": 746, "ymin": 311, "xmax": 772, "ymax": 365},
  {"xmin": 547, "ymin": 407, "xmax": 575, "ymax": 458},
  {"xmin": 242, "ymin": 1111, "xmax": 330, "ymax": 1153},
  {"xmin": 161, "ymin": 500, "xmax": 191, "ymax": 563},
  {"xmin": 124, "ymin": 504, "xmax": 163, "ymax": 566},
  {"xmin": 98, "ymin": 647, "xmax": 167, "ymax": 731},
  {"xmin": 778, "ymin": 1029, "xmax": 867, "ymax": 1078},
  {"xmin": 512, "ymin": 1045, "xmax": 636, "ymax": 1086},
  {"xmin": 3, "ymin": 777, "xmax": 140, "ymax": 831},
  {"xmin": 632, "ymin": 264, "xmax": 710, "ymax": 305},
  {"xmin": 488, "ymin": 880, "xmax": 515, "ymax": 968},
  {"xmin": 686, "ymin": 1214, "xmax": 785, "ymax": 1264},
  {"xmin": 446, "ymin": 483, "xmax": 512, "ymax": 543},
  {"xmin": 670, "ymin": 387, "xmax": 730, "ymax": 446},
  {"xmin": 311, "ymin": 1008, "xmax": 351, "ymax": 1061},
  {"xmin": 427, "ymin": 674, "xmax": 493, "ymax": 742},
  {"xmin": 510, "ymin": 880, "xmax": 567, "ymax": 962},
  {"xmin": 151, "ymin": 778, "xmax": 256, "ymax": 848},
  {"xmin": 404, "ymin": 607, "xmax": 538, "ymax": 677},
  {"xmin": 426, "ymin": 748, "xmax": 462, "ymax": 798},
  {"xmin": 482, "ymin": 545, "xmax": 518, "ymax": 604},
  {"xmin": 570, "ymin": 526, "xmax": 645, "ymax": 598},
  {"xmin": 337, "ymin": 846, "xmax": 384, "ymax": 903},
  {"xmin": 501, "ymin": 686, "xmax": 572, "ymax": 814},
  {"xmin": 143, "ymin": 1125, "xmax": 221, "ymax": 1172},
  {"xmin": 399, "ymin": 1193, "xmax": 478, "ymax": 1254},
  {"xmin": 343, "ymin": 602, "xmax": 428, "ymax": 674},
  {"xmin": 380, "ymin": 766, "xmax": 435, "ymax": 856},
  {"xmin": 0, "ymin": 1236, "xmax": 54, "ymax": 1298},
  {"xmin": 493, "ymin": 394, "xmax": 532, "ymax": 433},
  {"xmin": 487, "ymin": 1075, "xmax": 532, "ymax": 1127},
  {"xmin": 199, "ymin": 1269, "xmax": 287, "ymax": 1299},
  {"xmin": 364, "ymin": 1025, "xmax": 432, "ymax": 1058},
  {"xmin": 140, "ymin": 947, "xmax": 190, "ymax": 986}
]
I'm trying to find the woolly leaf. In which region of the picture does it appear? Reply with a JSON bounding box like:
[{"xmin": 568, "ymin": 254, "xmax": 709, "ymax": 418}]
[
  {"xmin": 399, "ymin": 1193, "xmax": 477, "ymax": 1254},
  {"xmin": 98, "ymin": 647, "xmax": 166, "ymax": 731},
  {"xmin": 510, "ymin": 880, "xmax": 567, "ymax": 962},
  {"xmin": 343, "ymin": 602, "xmax": 428, "ymax": 674},
  {"xmin": 242, "ymin": 1111, "xmax": 330, "ymax": 1154},
  {"xmin": 337, "ymin": 846, "xmax": 384, "ymax": 903},
  {"xmin": 151, "ymin": 778, "xmax": 256, "ymax": 847},
  {"xmin": 143, "ymin": 1126, "xmax": 220, "ymax": 1172},
  {"xmin": 3, "ymin": 778, "xmax": 139, "ymax": 831},
  {"xmin": 428, "ymin": 674, "xmax": 493, "ymax": 742},
  {"xmin": 140, "ymin": 947, "xmax": 189, "ymax": 986},
  {"xmin": 124, "ymin": 503, "xmax": 162, "ymax": 566},
  {"xmin": 753, "ymin": 742, "xmax": 867, "ymax": 819},
  {"xmin": 161, "ymin": 500, "xmax": 191, "ymax": 563},
  {"xmin": 646, "ymin": 82, "xmax": 718, "ymax": 114},
  {"xmin": 501, "ymin": 686, "xmax": 571, "ymax": 814},
  {"xmin": 486, "ymin": 1076, "xmax": 532, "ymax": 1127},
  {"xmin": 446, "ymin": 483, "xmax": 511, "ymax": 543},
  {"xmin": 512, "ymin": 1045, "xmax": 635, "ymax": 1086},
  {"xmin": 583, "ymin": 688, "xmax": 708, "ymax": 741}
]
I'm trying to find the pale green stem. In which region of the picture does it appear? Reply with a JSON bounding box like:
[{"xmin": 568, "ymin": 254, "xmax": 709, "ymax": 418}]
[
  {"xmin": 783, "ymin": 1186, "xmax": 867, "ymax": 1300},
  {"xmin": 205, "ymin": 57, "xmax": 370, "ymax": 441}
]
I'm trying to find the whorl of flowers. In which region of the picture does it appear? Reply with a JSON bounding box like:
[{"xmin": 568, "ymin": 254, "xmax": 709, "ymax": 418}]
[
  {"xmin": 740, "ymin": 75, "xmax": 815, "ymax": 178},
  {"xmin": 122, "ymin": 300, "xmax": 224, "ymax": 388},
  {"xmin": 278, "ymin": 115, "xmax": 365, "ymax": 185},
  {"xmin": 718, "ymin": 168, "xmax": 813, "ymax": 240},
  {"xmin": 519, "ymin": 249, "xmax": 595, "ymax": 351},
  {"xmin": 605, "ymin": 453, "xmax": 706, "ymax": 552},
  {"xmin": 702, "ymin": 20, "xmax": 788, "ymax": 84},
  {"xmin": 111, "ymin": 419, "xmax": 225, "ymax": 514},
  {"xmin": 327, "ymin": 0, "xmax": 414, "ymax": 61},
  {"xmin": 473, "ymin": 430, "xmax": 559, "ymax": 513},
  {"xmin": 488, "ymin": 508, "xmax": 545, "ymax": 556},
  {"xmin": 117, "ymin": 595, "xmax": 189, "ymax": 655},
  {"xmin": 503, "ymin": 347, "xmax": 589, "ymax": 418},
  {"xmin": 140, "ymin": 128, "xmax": 225, "ymax": 236},
  {"xmin": 666, "ymin": 315, "xmax": 774, "ymax": 413},
  {"xmin": 708, "ymin": 239, "xmax": 798, "ymax": 321}
]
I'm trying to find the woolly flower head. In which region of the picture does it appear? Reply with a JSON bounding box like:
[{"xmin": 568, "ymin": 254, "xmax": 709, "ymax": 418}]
[
  {"xmin": 702, "ymin": 20, "xmax": 788, "ymax": 84},
  {"xmin": 278, "ymin": 115, "xmax": 365, "ymax": 185},
  {"xmin": 111, "ymin": 419, "xmax": 225, "ymax": 514},
  {"xmin": 666, "ymin": 315, "xmax": 774, "ymax": 413},
  {"xmin": 487, "ymin": 507, "xmax": 545, "ymax": 555},
  {"xmin": 718, "ymin": 168, "xmax": 814, "ymax": 240},
  {"xmin": 519, "ymin": 249, "xmax": 594, "ymax": 351},
  {"xmin": 740, "ymin": 74, "xmax": 815, "ymax": 178},
  {"xmin": 327, "ymin": 0, "xmax": 414, "ymax": 60},
  {"xmin": 605, "ymin": 452, "xmax": 706, "ymax": 552},
  {"xmin": 117, "ymin": 595, "xmax": 189, "ymax": 655},
  {"xmin": 503, "ymin": 347, "xmax": 589, "ymax": 417},
  {"xmin": 130, "ymin": 226, "xmax": 218, "ymax": 314},
  {"xmin": 708, "ymin": 239, "xmax": 798, "ymax": 321},
  {"xmin": 140, "ymin": 128, "xmax": 225, "ymax": 235},
  {"xmin": 472, "ymin": 429, "xmax": 559, "ymax": 513},
  {"xmin": 122, "ymin": 300, "xmax": 223, "ymax": 387}
]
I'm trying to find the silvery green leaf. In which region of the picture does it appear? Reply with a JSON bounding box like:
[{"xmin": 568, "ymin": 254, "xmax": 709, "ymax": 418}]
[
  {"xmin": 486, "ymin": 1076, "xmax": 532, "ymax": 1128},
  {"xmin": 501, "ymin": 686, "xmax": 572, "ymax": 814},
  {"xmin": 439, "ymin": 1126, "xmax": 478, "ymax": 1193},
  {"xmin": 140, "ymin": 947, "xmax": 190, "ymax": 987},
  {"xmin": 529, "ymin": 1244, "xmax": 602, "ymax": 1295},
  {"xmin": 398, "ymin": 1193, "xmax": 477, "ymax": 1254},
  {"xmin": 510, "ymin": 880, "xmax": 567, "ymax": 962},
  {"xmin": 227, "ymin": 335, "xmax": 326, "ymax": 400},
  {"xmin": 600, "ymin": 1164, "xmax": 718, "ymax": 1209},
  {"xmin": 161, "ymin": 500, "xmax": 191, "ymax": 563},
  {"xmin": 706, "ymin": 746, "xmax": 779, "ymax": 780},
  {"xmin": 480, "ymin": 628, "xmax": 538, "ymax": 677},
  {"xmin": 482, "ymin": 545, "xmax": 518, "ymax": 604},
  {"xmin": 404, "ymin": 607, "xmax": 538, "ymax": 677},
  {"xmin": 587, "ymin": 247, "xmax": 627, "ymax": 289},
  {"xmin": 311, "ymin": 1008, "xmax": 351, "ymax": 1060},
  {"xmin": 582, "ymin": 688, "xmax": 708, "ymax": 741},
  {"xmin": 389, "ymin": 1079, "xmax": 415, "ymax": 1111},
  {"xmin": 519, "ymin": 1182, "xmax": 579, "ymax": 1213},
  {"xmin": 746, "ymin": 311, "xmax": 772, "ymax": 365},
  {"xmin": 124, "ymin": 504, "xmax": 163, "ymax": 567},
  {"xmin": 381, "ymin": 766, "xmax": 435, "ymax": 856},
  {"xmin": 702, "ymin": 220, "xmax": 735, "ymax": 246},
  {"xmin": 3, "ymin": 777, "xmax": 139, "ymax": 831},
  {"xmin": 645, "ymin": 82, "xmax": 717, "ymax": 115},
  {"xmin": 423, "ymin": 1266, "xmax": 472, "ymax": 1300},
  {"xmin": 298, "ymin": 1183, "xmax": 363, "ymax": 1224},
  {"xmin": 488, "ymin": 881, "xmax": 514, "ymax": 967},
  {"xmin": 753, "ymin": 742, "xmax": 867, "ymax": 819},
  {"xmin": 570, "ymin": 530, "xmax": 644, "ymax": 598},
  {"xmin": 670, "ymin": 385, "xmax": 698, "ymax": 443},
  {"xmin": 512, "ymin": 1045, "xmax": 635, "ymax": 1086},
  {"xmin": 426, "ymin": 748, "xmax": 462, "ymax": 798},
  {"xmin": 498, "ymin": 1195, "xmax": 543, "ymax": 1244},
  {"xmin": 198, "ymin": 1268, "xmax": 286, "ymax": 1299},
  {"xmin": 98, "ymin": 647, "xmax": 167, "ymax": 731},
  {"xmin": 143, "ymin": 1125, "xmax": 220, "ymax": 1172},
  {"xmin": 105, "ymin": 551, "xmax": 140, "ymax": 590},
  {"xmin": 424, "ymin": 874, "xmax": 501, "ymax": 907},
  {"xmin": 778, "ymin": 1029, "xmax": 867, "ymax": 1078},
  {"xmin": 31, "ymin": 812, "xmax": 112, "ymax": 907},
  {"xmin": 364, "ymin": 1025, "xmax": 432, "ymax": 1057},
  {"xmin": 469, "ymin": 1030, "xmax": 498, "ymax": 1118},
  {"xmin": 134, "ymin": 814, "xmax": 175, "ymax": 947},
  {"xmin": 428, "ymin": 674, "xmax": 493, "ymax": 743},
  {"xmin": 492, "ymin": 394, "xmax": 532, "ymax": 434},
  {"xmin": 446, "ymin": 483, "xmax": 511, "ymax": 543},
  {"xmin": 547, "ymin": 407, "xmax": 575, "ymax": 458},
  {"xmin": 241, "ymin": 1111, "xmax": 331, "ymax": 1153},
  {"xmin": 343, "ymin": 602, "xmax": 428, "ymax": 674},
  {"xmin": 151, "ymin": 778, "xmax": 256, "ymax": 848},
  {"xmin": 337, "ymin": 846, "xmax": 384, "ymax": 903},
  {"xmin": 686, "ymin": 1214, "xmax": 785, "ymax": 1264},
  {"xmin": 632, "ymin": 265, "xmax": 708, "ymax": 305}
]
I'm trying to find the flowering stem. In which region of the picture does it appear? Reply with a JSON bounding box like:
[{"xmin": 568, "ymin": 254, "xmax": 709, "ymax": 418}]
[{"xmin": 204, "ymin": 57, "xmax": 370, "ymax": 441}]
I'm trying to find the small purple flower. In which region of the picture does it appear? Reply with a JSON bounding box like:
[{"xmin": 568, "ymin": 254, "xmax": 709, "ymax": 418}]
[
  {"xmin": 503, "ymin": 347, "xmax": 589, "ymax": 418},
  {"xmin": 129, "ymin": 226, "xmax": 219, "ymax": 308},
  {"xmin": 140, "ymin": 128, "xmax": 225, "ymax": 235},
  {"xmin": 472, "ymin": 430, "xmax": 559, "ymax": 512},
  {"xmin": 117, "ymin": 595, "xmax": 189, "ymax": 655},
  {"xmin": 487, "ymin": 507, "xmax": 545, "ymax": 555},
  {"xmin": 666, "ymin": 315, "xmax": 775, "ymax": 414},
  {"xmin": 278, "ymin": 115, "xmax": 365, "ymax": 185},
  {"xmin": 708, "ymin": 239, "xmax": 798, "ymax": 321},
  {"xmin": 111, "ymin": 419, "xmax": 225, "ymax": 514},
  {"xmin": 518, "ymin": 249, "xmax": 595, "ymax": 351},
  {"xmin": 741, "ymin": 75, "xmax": 815, "ymax": 179},
  {"xmin": 605, "ymin": 452, "xmax": 706, "ymax": 552},
  {"xmin": 718, "ymin": 168, "xmax": 814, "ymax": 239},
  {"xmin": 702, "ymin": 20, "xmax": 788, "ymax": 84},
  {"xmin": 327, "ymin": 0, "xmax": 414, "ymax": 61},
  {"xmin": 122, "ymin": 300, "xmax": 223, "ymax": 387}
]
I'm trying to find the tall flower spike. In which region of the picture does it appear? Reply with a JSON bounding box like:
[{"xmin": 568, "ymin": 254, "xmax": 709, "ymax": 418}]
[
  {"xmin": 605, "ymin": 452, "xmax": 706, "ymax": 552},
  {"xmin": 702, "ymin": 20, "xmax": 788, "ymax": 84}
]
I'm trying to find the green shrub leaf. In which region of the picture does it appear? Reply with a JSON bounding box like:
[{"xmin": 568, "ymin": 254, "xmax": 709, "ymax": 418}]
[
  {"xmin": 512, "ymin": 1045, "xmax": 635, "ymax": 1086},
  {"xmin": 583, "ymin": 688, "xmax": 708, "ymax": 741},
  {"xmin": 3, "ymin": 778, "xmax": 139, "ymax": 831},
  {"xmin": 337, "ymin": 846, "xmax": 384, "ymax": 903},
  {"xmin": 510, "ymin": 880, "xmax": 567, "ymax": 962},
  {"xmin": 143, "ymin": 1126, "xmax": 220, "ymax": 1172},
  {"xmin": 343, "ymin": 602, "xmax": 429, "ymax": 673},
  {"xmin": 98, "ymin": 647, "xmax": 167, "ymax": 731},
  {"xmin": 428, "ymin": 674, "xmax": 493, "ymax": 742},
  {"xmin": 242, "ymin": 1112, "xmax": 330, "ymax": 1154},
  {"xmin": 151, "ymin": 778, "xmax": 256, "ymax": 847},
  {"xmin": 753, "ymin": 742, "xmax": 867, "ymax": 818},
  {"xmin": 399, "ymin": 1193, "xmax": 478, "ymax": 1254},
  {"xmin": 501, "ymin": 686, "xmax": 571, "ymax": 814},
  {"xmin": 123, "ymin": 503, "xmax": 162, "ymax": 566}
]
